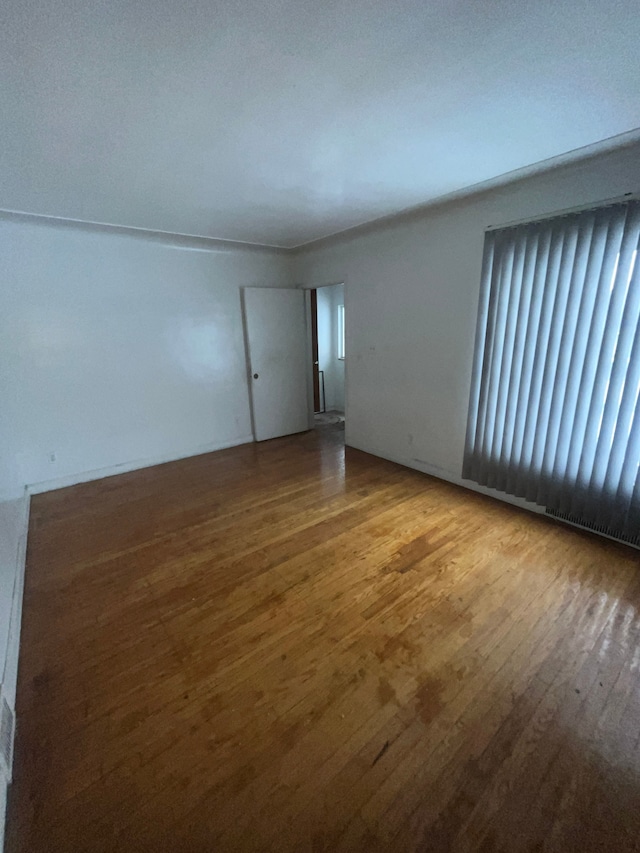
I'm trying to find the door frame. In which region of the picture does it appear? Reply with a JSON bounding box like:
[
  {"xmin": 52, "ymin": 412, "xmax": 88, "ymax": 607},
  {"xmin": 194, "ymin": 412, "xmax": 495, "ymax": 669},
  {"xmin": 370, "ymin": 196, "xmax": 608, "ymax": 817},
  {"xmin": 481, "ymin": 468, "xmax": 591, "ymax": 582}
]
[
  {"xmin": 300, "ymin": 280, "xmax": 347, "ymax": 431},
  {"xmin": 310, "ymin": 289, "xmax": 321, "ymax": 413}
]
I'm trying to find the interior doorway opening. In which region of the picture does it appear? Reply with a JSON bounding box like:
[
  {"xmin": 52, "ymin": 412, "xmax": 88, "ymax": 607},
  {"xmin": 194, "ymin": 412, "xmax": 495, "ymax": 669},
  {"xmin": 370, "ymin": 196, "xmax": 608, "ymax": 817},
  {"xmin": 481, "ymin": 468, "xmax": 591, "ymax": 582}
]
[{"xmin": 310, "ymin": 283, "xmax": 345, "ymax": 432}]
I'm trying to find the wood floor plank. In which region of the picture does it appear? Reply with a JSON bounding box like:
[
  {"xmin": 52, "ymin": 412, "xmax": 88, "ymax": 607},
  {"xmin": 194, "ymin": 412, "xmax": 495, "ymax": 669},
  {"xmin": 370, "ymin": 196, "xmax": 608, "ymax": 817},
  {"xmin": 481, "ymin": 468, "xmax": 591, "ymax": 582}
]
[{"xmin": 7, "ymin": 424, "xmax": 640, "ymax": 852}]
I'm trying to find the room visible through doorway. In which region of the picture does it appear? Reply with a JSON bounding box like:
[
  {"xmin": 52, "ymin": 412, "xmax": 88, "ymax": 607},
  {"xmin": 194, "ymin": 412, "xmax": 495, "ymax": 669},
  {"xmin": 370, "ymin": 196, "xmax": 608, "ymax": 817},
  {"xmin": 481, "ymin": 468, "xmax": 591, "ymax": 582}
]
[{"xmin": 310, "ymin": 283, "xmax": 345, "ymax": 434}]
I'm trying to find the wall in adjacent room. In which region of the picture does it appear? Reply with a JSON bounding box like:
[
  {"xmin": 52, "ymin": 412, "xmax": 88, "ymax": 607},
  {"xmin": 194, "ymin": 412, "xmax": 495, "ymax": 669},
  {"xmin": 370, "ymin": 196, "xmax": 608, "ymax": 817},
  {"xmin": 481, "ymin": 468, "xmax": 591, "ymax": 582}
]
[
  {"xmin": 0, "ymin": 219, "xmax": 294, "ymax": 500},
  {"xmin": 316, "ymin": 283, "xmax": 345, "ymax": 412},
  {"xmin": 294, "ymin": 142, "xmax": 640, "ymax": 491}
]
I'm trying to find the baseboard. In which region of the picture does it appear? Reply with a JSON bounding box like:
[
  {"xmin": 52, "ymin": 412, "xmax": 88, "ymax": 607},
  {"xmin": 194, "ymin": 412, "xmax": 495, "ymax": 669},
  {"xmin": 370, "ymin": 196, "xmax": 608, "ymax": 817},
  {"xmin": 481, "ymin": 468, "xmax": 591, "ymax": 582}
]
[
  {"xmin": 347, "ymin": 437, "xmax": 640, "ymax": 548},
  {"xmin": 345, "ymin": 438, "xmax": 544, "ymax": 516},
  {"xmin": 27, "ymin": 435, "xmax": 255, "ymax": 495}
]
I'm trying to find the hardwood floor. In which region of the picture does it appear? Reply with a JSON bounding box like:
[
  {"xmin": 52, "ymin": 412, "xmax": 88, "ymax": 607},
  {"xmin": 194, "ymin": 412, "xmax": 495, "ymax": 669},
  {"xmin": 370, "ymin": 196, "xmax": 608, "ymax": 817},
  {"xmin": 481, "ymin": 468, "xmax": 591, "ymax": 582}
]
[{"xmin": 7, "ymin": 424, "xmax": 640, "ymax": 852}]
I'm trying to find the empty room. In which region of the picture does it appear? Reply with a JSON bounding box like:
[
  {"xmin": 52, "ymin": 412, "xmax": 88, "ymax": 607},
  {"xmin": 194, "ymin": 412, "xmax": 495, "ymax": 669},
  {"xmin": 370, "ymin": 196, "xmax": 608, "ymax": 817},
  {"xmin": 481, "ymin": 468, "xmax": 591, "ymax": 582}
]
[{"xmin": 2, "ymin": 1, "xmax": 640, "ymax": 851}]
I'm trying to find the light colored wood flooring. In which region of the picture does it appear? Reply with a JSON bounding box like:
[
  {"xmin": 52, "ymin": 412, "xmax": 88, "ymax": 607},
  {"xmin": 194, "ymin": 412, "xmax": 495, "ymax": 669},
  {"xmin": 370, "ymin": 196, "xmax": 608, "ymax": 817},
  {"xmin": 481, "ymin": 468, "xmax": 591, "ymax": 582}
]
[{"xmin": 7, "ymin": 423, "xmax": 640, "ymax": 852}]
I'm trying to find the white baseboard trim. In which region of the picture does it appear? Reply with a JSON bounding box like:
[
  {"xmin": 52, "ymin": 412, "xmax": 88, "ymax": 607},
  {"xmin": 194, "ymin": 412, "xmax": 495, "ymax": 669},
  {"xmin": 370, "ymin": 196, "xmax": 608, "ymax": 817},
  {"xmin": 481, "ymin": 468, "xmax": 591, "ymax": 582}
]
[
  {"xmin": 346, "ymin": 439, "xmax": 639, "ymax": 549},
  {"xmin": 345, "ymin": 438, "xmax": 545, "ymax": 516},
  {"xmin": 27, "ymin": 435, "xmax": 255, "ymax": 495}
]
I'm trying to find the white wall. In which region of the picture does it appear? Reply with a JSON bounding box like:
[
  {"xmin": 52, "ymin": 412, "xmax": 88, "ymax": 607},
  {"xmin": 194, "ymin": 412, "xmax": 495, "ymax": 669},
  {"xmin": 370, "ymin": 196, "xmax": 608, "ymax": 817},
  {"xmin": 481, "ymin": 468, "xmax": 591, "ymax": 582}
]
[
  {"xmin": 295, "ymin": 142, "xmax": 640, "ymax": 490},
  {"xmin": 0, "ymin": 219, "xmax": 293, "ymax": 848},
  {"xmin": 316, "ymin": 284, "xmax": 344, "ymax": 412},
  {"xmin": 0, "ymin": 220, "xmax": 294, "ymax": 500}
]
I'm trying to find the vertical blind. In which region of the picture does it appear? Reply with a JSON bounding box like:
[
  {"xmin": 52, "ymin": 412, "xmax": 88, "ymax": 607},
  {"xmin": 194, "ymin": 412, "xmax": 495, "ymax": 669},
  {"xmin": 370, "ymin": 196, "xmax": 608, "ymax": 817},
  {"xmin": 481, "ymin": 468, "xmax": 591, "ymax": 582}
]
[{"xmin": 463, "ymin": 199, "xmax": 640, "ymax": 544}]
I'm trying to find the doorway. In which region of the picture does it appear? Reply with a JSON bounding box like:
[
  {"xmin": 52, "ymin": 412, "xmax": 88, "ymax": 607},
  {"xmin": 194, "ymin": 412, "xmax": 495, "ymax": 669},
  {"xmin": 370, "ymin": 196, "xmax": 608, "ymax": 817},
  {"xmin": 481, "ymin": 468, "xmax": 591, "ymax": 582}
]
[{"xmin": 310, "ymin": 283, "xmax": 345, "ymax": 432}]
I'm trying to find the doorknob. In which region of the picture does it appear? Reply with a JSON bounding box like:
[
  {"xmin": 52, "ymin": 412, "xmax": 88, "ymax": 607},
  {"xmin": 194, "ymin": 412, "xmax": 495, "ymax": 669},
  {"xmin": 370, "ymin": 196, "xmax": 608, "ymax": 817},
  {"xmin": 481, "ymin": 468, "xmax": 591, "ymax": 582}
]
[{"xmin": 253, "ymin": 373, "xmax": 259, "ymax": 379}]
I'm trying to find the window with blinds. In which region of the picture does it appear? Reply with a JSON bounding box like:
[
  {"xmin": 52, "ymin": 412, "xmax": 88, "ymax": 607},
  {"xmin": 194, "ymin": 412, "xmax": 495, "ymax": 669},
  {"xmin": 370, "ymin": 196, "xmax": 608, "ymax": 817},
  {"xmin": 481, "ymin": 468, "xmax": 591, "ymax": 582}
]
[{"xmin": 463, "ymin": 199, "xmax": 640, "ymax": 545}]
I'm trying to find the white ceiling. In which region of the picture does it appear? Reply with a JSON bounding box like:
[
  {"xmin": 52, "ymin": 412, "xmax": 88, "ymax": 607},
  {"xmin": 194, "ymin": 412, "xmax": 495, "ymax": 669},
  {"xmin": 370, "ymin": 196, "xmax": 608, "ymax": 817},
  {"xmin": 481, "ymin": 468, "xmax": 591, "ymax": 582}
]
[{"xmin": 1, "ymin": 0, "xmax": 639, "ymax": 248}]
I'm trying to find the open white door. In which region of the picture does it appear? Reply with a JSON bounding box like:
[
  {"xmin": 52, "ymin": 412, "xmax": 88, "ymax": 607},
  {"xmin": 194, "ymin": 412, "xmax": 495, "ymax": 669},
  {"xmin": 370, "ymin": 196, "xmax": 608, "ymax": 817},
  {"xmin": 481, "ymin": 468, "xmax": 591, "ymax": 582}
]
[{"xmin": 243, "ymin": 287, "xmax": 309, "ymax": 441}]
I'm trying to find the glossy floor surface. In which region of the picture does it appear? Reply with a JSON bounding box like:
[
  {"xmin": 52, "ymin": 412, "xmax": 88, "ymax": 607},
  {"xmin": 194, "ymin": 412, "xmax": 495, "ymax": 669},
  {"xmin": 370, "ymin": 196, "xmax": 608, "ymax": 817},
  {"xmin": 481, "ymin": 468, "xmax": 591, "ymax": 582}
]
[{"xmin": 7, "ymin": 425, "xmax": 640, "ymax": 852}]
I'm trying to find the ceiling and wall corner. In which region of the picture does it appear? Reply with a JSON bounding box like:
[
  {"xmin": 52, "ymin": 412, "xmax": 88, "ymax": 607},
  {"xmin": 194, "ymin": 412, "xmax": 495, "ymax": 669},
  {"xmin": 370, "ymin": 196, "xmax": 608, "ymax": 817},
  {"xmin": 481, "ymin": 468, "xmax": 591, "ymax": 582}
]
[{"xmin": 1, "ymin": 0, "xmax": 639, "ymax": 249}]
